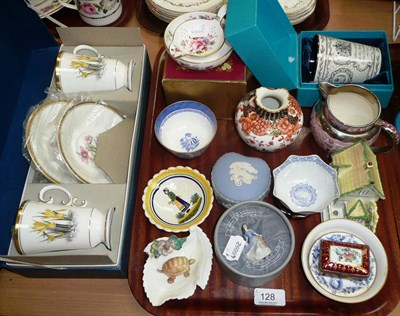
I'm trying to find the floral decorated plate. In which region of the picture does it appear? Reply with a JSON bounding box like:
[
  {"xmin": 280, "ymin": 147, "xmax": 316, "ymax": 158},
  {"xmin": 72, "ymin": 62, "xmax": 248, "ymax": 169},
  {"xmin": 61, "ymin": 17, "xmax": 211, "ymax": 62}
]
[
  {"xmin": 142, "ymin": 166, "xmax": 214, "ymax": 232},
  {"xmin": 58, "ymin": 101, "xmax": 124, "ymax": 184},
  {"xmin": 168, "ymin": 17, "xmax": 225, "ymax": 58},
  {"xmin": 146, "ymin": 0, "xmax": 224, "ymax": 22},
  {"xmin": 308, "ymin": 232, "xmax": 376, "ymax": 298},
  {"xmin": 27, "ymin": 0, "xmax": 72, "ymax": 18},
  {"xmin": 25, "ymin": 100, "xmax": 79, "ymax": 183},
  {"xmin": 301, "ymin": 219, "xmax": 388, "ymax": 303},
  {"xmin": 164, "ymin": 11, "xmax": 233, "ymax": 67},
  {"xmin": 143, "ymin": 226, "xmax": 213, "ymax": 306}
]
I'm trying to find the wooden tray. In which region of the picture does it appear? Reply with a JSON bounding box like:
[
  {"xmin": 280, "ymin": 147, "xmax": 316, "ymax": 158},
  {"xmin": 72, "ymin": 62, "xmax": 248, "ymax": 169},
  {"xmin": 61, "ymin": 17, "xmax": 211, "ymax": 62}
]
[
  {"xmin": 127, "ymin": 47, "xmax": 400, "ymax": 315},
  {"xmin": 136, "ymin": 0, "xmax": 330, "ymax": 35}
]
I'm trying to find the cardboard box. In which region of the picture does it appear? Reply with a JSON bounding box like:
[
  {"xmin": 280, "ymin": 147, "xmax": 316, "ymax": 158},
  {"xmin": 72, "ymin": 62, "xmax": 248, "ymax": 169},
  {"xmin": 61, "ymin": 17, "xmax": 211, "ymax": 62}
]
[
  {"xmin": 0, "ymin": 3, "xmax": 150, "ymax": 277},
  {"xmin": 225, "ymin": 0, "xmax": 394, "ymax": 108},
  {"xmin": 162, "ymin": 51, "xmax": 247, "ymax": 119}
]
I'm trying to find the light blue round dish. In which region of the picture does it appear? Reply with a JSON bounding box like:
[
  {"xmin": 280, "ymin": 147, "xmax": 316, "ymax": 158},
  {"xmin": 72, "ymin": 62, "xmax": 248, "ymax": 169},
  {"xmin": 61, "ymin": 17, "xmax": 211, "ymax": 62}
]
[{"xmin": 211, "ymin": 152, "xmax": 271, "ymax": 208}]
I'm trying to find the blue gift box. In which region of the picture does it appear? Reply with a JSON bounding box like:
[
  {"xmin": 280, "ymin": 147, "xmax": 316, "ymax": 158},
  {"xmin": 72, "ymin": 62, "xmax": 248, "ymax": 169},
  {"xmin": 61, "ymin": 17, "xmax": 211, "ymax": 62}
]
[
  {"xmin": 225, "ymin": 0, "xmax": 394, "ymax": 107},
  {"xmin": 0, "ymin": 2, "xmax": 59, "ymax": 257},
  {"xmin": 0, "ymin": 3, "xmax": 151, "ymax": 277}
]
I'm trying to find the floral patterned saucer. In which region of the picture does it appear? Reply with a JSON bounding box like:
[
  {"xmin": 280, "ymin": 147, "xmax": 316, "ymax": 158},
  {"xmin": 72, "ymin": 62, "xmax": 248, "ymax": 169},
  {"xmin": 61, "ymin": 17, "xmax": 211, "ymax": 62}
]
[
  {"xmin": 58, "ymin": 101, "xmax": 124, "ymax": 184},
  {"xmin": 301, "ymin": 219, "xmax": 388, "ymax": 303},
  {"xmin": 25, "ymin": 100, "xmax": 79, "ymax": 183},
  {"xmin": 142, "ymin": 166, "xmax": 214, "ymax": 232}
]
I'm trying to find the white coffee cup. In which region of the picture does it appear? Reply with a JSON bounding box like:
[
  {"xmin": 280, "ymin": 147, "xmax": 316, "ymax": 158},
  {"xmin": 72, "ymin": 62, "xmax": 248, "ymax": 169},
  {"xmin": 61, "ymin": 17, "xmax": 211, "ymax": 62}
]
[
  {"xmin": 55, "ymin": 44, "xmax": 134, "ymax": 94},
  {"xmin": 313, "ymin": 35, "xmax": 382, "ymax": 84},
  {"xmin": 58, "ymin": 0, "xmax": 122, "ymax": 26},
  {"xmin": 13, "ymin": 185, "xmax": 115, "ymax": 255}
]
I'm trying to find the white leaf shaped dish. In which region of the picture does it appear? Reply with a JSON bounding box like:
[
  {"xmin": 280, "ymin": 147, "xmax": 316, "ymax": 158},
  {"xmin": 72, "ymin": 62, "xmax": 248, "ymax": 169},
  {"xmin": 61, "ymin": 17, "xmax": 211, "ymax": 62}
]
[{"xmin": 143, "ymin": 226, "xmax": 213, "ymax": 306}]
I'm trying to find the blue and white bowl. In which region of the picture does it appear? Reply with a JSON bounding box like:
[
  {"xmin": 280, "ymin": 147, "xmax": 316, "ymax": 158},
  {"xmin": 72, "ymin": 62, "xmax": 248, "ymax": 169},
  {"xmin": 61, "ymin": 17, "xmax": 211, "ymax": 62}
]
[
  {"xmin": 155, "ymin": 101, "xmax": 217, "ymax": 159},
  {"xmin": 272, "ymin": 155, "xmax": 339, "ymax": 215}
]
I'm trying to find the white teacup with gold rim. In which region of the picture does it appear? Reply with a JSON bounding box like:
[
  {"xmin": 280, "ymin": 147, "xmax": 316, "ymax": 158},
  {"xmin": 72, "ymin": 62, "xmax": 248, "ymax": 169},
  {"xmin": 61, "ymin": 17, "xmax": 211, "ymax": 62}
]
[
  {"xmin": 13, "ymin": 185, "xmax": 115, "ymax": 255},
  {"xmin": 55, "ymin": 44, "xmax": 134, "ymax": 94}
]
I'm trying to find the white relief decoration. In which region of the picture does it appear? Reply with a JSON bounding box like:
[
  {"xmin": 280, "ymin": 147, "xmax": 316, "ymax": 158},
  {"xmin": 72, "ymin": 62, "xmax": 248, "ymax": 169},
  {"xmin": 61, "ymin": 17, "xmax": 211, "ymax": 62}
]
[{"xmin": 229, "ymin": 161, "xmax": 258, "ymax": 186}]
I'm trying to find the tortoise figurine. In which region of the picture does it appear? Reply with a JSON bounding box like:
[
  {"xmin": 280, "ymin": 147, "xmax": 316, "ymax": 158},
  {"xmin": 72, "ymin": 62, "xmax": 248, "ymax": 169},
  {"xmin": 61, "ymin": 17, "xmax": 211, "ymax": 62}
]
[{"xmin": 158, "ymin": 256, "xmax": 196, "ymax": 284}]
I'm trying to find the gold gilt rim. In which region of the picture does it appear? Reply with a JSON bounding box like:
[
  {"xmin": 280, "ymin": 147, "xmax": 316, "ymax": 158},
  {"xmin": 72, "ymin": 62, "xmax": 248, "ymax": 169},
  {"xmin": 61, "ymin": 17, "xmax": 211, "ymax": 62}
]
[
  {"xmin": 12, "ymin": 201, "xmax": 29, "ymax": 255},
  {"xmin": 25, "ymin": 99, "xmax": 73, "ymax": 183},
  {"xmin": 54, "ymin": 51, "xmax": 65, "ymax": 91}
]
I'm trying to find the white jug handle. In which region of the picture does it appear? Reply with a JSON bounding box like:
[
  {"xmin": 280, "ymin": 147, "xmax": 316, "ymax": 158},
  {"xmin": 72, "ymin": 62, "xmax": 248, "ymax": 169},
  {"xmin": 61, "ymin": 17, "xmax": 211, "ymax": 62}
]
[
  {"xmin": 39, "ymin": 185, "xmax": 87, "ymax": 207},
  {"xmin": 73, "ymin": 44, "xmax": 101, "ymax": 57},
  {"xmin": 58, "ymin": 0, "xmax": 78, "ymax": 10}
]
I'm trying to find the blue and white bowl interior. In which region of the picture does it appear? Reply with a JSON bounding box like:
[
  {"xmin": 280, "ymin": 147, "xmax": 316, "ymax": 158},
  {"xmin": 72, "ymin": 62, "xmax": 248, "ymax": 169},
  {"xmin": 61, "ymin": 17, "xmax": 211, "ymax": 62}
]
[
  {"xmin": 155, "ymin": 101, "xmax": 217, "ymax": 154},
  {"xmin": 272, "ymin": 155, "xmax": 339, "ymax": 214}
]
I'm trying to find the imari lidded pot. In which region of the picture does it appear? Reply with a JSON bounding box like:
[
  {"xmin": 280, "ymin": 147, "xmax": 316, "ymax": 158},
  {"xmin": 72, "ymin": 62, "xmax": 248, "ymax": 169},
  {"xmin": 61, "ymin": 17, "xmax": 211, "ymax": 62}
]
[{"xmin": 235, "ymin": 87, "xmax": 303, "ymax": 152}]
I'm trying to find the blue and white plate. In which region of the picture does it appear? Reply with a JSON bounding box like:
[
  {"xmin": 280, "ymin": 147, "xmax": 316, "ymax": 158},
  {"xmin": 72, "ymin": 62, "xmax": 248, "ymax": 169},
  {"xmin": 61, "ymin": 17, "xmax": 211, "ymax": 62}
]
[
  {"xmin": 301, "ymin": 219, "xmax": 388, "ymax": 303},
  {"xmin": 308, "ymin": 232, "xmax": 376, "ymax": 298}
]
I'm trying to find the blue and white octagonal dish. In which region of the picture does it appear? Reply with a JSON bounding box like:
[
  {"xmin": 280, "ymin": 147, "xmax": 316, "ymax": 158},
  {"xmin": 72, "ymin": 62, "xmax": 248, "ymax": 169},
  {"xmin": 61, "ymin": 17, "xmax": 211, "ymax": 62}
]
[
  {"xmin": 273, "ymin": 155, "xmax": 339, "ymax": 215},
  {"xmin": 155, "ymin": 100, "xmax": 217, "ymax": 159}
]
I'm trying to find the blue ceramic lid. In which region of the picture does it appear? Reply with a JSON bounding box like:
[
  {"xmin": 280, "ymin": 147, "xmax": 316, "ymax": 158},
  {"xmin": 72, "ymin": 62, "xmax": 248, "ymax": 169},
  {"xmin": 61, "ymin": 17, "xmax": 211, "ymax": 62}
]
[
  {"xmin": 225, "ymin": 0, "xmax": 298, "ymax": 90},
  {"xmin": 211, "ymin": 152, "xmax": 271, "ymax": 206}
]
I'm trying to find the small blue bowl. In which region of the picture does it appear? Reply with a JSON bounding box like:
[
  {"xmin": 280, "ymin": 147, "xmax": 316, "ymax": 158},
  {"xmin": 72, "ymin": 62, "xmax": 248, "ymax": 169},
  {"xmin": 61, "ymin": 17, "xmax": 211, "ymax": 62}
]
[{"xmin": 155, "ymin": 100, "xmax": 217, "ymax": 159}]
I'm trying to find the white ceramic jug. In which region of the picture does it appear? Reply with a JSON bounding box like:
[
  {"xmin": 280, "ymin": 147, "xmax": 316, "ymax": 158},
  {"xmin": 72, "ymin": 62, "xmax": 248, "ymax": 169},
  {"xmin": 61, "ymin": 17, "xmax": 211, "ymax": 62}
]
[
  {"xmin": 55, "ymin": 45, "xmax": 134, "ymax": 94},
  {"xmin": 13, "ymin": 185, "xmax": 114, "ymax": 255}
]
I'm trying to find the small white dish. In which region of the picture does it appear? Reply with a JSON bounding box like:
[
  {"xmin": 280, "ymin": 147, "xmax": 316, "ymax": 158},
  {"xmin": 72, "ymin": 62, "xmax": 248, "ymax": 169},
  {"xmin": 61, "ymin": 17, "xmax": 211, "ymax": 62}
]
[
  {"xmin": 164, "ymin": 11, "xmax": 233, "ymax": 71},
  {"xmin": 143, "ymin": 226, "xmax": 213, "ymax": 306},
  {"xmin": 58, "ymin": 101, "xmax": 124, "ymax": 184},
  {"xmin": 273, "ymin": 155, "xmax": 339, "ymax": 214},
  {"xmin": 25, "ymin": 100, "xmax": 79, "ymax": 183},
  {"xmin": 155, "ymin": 100, "xmax": 217, "ymax": 159},
  {"xmin": 301, "ymin": 219, "xmax": 388, "ymax": 303},
  {"xmin": 142, "ymin": 166, "xmax": 214, "ymax": 232},
  {"xmin": 169, "ymin": 4, "xmax": 226, "ymax": 58},
  {"xmin": 169, "ymin": 18, "xmax": 224, "ymax": 58}
]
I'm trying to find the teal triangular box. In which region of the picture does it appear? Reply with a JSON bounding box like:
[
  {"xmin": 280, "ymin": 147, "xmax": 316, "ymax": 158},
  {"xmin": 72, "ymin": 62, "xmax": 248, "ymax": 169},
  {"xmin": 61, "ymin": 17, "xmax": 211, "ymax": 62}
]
[{"xmin": 225, "ymin": 0, "xmax": 298, "ymax": 90}]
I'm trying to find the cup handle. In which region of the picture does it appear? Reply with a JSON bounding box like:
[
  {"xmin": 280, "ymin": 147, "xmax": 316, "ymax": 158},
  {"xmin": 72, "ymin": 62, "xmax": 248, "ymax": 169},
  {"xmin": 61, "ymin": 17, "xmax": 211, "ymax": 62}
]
[
  {"xmin": 372, "ymin": 120, "xmax": 400, "ymax": 153},
  {"xmin": 73, "ymin": 44, "xmax": 101, "ymax": 57},
  {"xmin": 39, "ymin": 185, "xmax": 87, "ymax": 207},
  {"xmin": 58, "ymin": 0, "xmax": 78, "ymax": 10}
]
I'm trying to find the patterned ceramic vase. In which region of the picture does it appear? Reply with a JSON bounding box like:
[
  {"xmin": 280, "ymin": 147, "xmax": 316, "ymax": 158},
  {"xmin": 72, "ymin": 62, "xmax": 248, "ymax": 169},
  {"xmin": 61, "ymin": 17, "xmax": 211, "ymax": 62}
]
[{"xmin": 235, "ymin": 87, "xmax": 303, "ymax": 152}]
